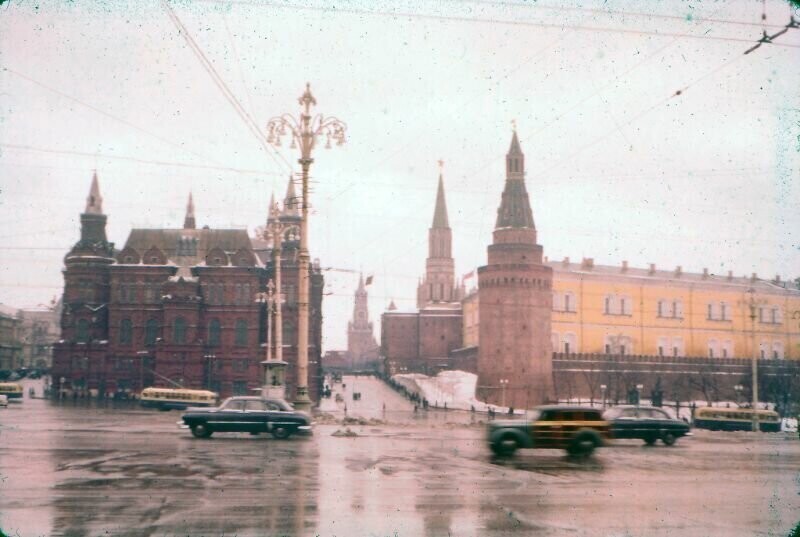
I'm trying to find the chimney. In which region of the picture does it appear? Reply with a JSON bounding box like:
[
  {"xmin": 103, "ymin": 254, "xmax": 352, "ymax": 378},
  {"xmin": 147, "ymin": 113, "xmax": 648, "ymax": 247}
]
[
  {"xmin": 562, "ymin": 256, "xmax": 570, "ymax": 267},
  {"xmin": 648, "ymin": 263, "xmax": 656, "ymax": 275},
  {"xmin": 674, "ymin": 266, "xmax": 682, "ymax": 277},
  {"xmin": 621, "ymin": 260, "xmax": 628, "ymax": 273},
  {"xmin": 702, "ymin": 268, "xmax": 709, "ymax": 279},
  {"xmin": 581, "ymin": 257, "xmax": 594, "ymax": 270}
]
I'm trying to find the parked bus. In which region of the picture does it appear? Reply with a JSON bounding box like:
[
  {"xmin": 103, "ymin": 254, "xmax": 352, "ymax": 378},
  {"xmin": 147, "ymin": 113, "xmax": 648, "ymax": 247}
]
[
  {"xmin": 693, "ymin": 407, "xmax": 780, "ymax": 432},
  {"xmin": 0, "ymin": 382, "xmax": 23, "ymax": 399},
  {"xmin": 140, "ymin": 387, "xmax": 218, "ymax": 411}
]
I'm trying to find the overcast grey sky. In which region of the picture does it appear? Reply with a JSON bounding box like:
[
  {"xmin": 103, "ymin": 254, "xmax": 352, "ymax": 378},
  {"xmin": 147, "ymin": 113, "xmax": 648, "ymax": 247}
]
[{"xmin": 1, "ymin": 0, "xmax": 799, "ymax": 349}]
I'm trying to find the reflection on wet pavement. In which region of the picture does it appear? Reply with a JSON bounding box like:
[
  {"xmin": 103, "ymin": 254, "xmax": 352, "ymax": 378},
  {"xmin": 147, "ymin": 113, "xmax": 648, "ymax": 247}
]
[{"xmin": 0, "ymin": 376, "xmax": 798, "ymax": 536}]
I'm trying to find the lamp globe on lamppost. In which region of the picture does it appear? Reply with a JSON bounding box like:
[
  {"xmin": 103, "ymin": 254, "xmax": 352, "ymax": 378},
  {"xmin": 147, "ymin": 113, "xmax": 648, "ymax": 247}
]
[
  {"xmin": 499, "ymin": 379, "xmax": 509, "ymax": 408},
  {"xmin": 600, "ymin": 384, "xmax": 607, "ymax": 409},
  {"xmin": 636, "ymin": 384, "xmax": 644, "ymax": 407},
  {"xmin": 734, "ymin": 384, "xmax": 744, "ymax": 407},
  {"xmin": 266, "ymin": 83, "xmax": 347, "ymax": 411}
]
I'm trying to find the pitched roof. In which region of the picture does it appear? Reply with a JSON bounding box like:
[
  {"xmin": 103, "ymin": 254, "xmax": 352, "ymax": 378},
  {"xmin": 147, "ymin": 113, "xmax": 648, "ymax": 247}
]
[
  {"xmin": 85, "ymin": 171, "xmax": 103, "ymax": 215},
  {"xmin": 495, "ymin": 177, "xmax": 535, "ymax": 229},
  {"xmin": 508, "ymin": 130, "xmax": 522, "ymax": 155},
  {"xmin": 122, "ymin": 228, "xmax": 253, "ymax": 266},
  {"xmin": 432, "ymin": 172, "xmax": 450, "ymax": 229}
]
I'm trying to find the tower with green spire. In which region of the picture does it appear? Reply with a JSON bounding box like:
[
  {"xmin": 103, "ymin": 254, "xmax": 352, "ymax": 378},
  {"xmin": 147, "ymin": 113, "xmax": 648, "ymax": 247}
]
[{"xmin": 477, "ymin": 130, "xmax": 554, "ymax": 408}]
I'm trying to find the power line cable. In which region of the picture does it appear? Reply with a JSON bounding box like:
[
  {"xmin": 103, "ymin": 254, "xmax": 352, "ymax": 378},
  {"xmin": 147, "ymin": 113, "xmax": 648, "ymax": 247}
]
[
  {"xmin": 161, "ymin": 0, "xmax": 292, "ymax": 175},
  {"xmin": 1, "ymin": 65, "xmax": 235, "ymax": 171},
  {"xmin": 0, "ymin": 143, "xmax": 280, "ymax": 176},
  {"xmin": 194, "ymin": 0, "xmax": 800, "ymax": 49},
  {"xmin": 460, "ymin": 0, "xmax": 788, "ymax": 30}
]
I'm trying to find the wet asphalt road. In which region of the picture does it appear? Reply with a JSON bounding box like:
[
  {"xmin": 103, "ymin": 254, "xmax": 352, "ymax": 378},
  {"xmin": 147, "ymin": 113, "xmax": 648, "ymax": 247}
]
[{"xmin": 0, "ymin": 377, "xmax": 798, "ymax": 537}]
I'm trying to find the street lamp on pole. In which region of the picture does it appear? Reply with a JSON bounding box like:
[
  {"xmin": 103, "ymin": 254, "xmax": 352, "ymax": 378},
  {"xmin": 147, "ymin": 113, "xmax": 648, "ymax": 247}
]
[
  {"xmin": 204, "ymin": 353, "xmax": 216, "ymax": 391},
  {"xmin": 499, "ymin": 379, "xmax": 509, "ymax": 408},
  {"xmin": 136, "ymin": 350, "xmax": 148, "ymax": 394},
  {"xmin": 267, "ymin": 83, "xmax": 347, "ymax": 411},
  {"xmin": 734, "ymin": 384, "xmax": 744, "ymax": 407},
  {"xmin": 600, "ymin": 384, "xmax": 607, "ymax": 409},
  {"xmin": 267, "ymin": 202, "xmax": 286, "ymax": 364},
  {"xmin": 745, "ymin": 287, "xmax": 761, "ymax": 432},
  {"xmin": 636, "ymin": 384, "xmax": 644, "ymax": 407},
  {"xmin": 255, "ymin": 281, "xmax": 276, "ymax": 363}
]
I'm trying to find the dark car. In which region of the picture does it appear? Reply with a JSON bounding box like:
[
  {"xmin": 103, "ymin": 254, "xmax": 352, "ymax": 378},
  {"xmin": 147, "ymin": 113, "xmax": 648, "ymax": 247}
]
[
  {"xmin": 603, "ymin": 405, "xmax": 691, "ymax": 446},
  {"xmin": 180, "ymin": 396, "xmax": 312, "ymax": 439},
  {"xmin": 487, "ymin": 405, "xmax": 611, "ymax": 457}
]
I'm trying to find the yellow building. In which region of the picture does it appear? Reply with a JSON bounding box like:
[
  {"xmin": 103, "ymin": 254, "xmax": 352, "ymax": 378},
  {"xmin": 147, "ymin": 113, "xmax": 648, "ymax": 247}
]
[{"xmin": 463, "ymin": 258, "xmax": 800, "ymax": 360}]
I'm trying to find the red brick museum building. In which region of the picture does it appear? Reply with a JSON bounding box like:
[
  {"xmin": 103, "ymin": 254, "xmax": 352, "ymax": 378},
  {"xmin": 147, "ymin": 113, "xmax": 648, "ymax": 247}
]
[{"xmin": 52, "ymin": 174, "xmax": 323, "ymax": 401}]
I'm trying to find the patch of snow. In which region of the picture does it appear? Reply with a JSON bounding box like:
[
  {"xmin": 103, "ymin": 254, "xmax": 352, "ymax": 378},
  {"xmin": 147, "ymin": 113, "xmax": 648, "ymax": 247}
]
[{"xmin": 391, "ymin": 370, "xmax": 517, "ymax": 414}]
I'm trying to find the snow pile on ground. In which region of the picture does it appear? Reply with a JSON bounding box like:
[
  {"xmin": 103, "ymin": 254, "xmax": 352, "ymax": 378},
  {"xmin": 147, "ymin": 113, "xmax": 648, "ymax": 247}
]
[{"xmin": 392, "ymin": 370, "xmax": 503, "ymax": 413}]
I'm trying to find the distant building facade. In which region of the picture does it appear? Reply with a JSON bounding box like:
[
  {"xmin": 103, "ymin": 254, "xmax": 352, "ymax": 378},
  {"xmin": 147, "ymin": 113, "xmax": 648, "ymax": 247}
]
[
  {"xmin": 458, "ymin": 261, "xmax": 800, "ymax": 362},
  {"xmin": 52, "ymin": 173, "xmax": 323, "ymax": 401},
  {"xmin": 17, "ymin": 300, "xmax": 62, "ymax": 369},
  {"xmin": 0, "ymin": 305, "xmax": 22, "ymax": 372},
  {"xmin": 345, "ymin": 274, "xmax": 380, "ymax": 369}
]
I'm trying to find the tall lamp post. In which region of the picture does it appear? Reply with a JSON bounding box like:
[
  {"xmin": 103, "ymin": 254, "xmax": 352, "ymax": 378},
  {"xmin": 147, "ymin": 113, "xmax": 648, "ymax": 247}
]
[
  {"xmin": 600, "ymin": 384, "xmax": 607, "ymax": 409},
  {"xmin": 267, "ymin": 201, "xmax": 286, "ymax": 364},
  {"xmin": 745, "ymin": 287, "xmax": 761, "ymax": 432},
  {"xmin": 267, "ymin": 83, "xmax": 347, "ymax": 410}
]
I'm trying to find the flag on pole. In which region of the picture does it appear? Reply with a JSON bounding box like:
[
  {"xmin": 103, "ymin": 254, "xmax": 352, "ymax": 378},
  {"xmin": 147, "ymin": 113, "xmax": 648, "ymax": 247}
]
[
  {"xmin": 365, "ymin": 275, "xmax": 373, "ymax": 286},
  {"xmin": 462, "ymin": 270, "xmax": 475, "ymax": 281}
]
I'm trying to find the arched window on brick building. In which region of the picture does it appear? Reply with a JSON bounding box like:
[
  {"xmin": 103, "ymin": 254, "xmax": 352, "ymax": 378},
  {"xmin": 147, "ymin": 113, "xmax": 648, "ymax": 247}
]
[
  {"xmin": 120, "ymin": 318, "xmax": 132, "ymax": 345},
  {"xmin": 208, "ymin": 319, "xmax": 221, "ymax": 347},
  {"xmin": 235, "ymin": 319, "xmax": 248, "ymax": 346},
  {"xmin": 174, "ymin": 317, "xmax": 187, "ymax": 344},
  {"xmin": 76, "ymin": 319, "xmax": 89, "ymax": 343},
  {"xmin": 145, "ymin": 318, "xmax": 158, "ymax": 346}
]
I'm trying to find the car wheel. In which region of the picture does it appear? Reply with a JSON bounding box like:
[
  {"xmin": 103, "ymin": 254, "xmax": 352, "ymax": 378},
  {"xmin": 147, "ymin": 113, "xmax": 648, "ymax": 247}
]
[
  {"xmin": 644, "ymin": 436, "xmax": 657, "ymax": 446},
  {"xmin": 191, "ymin": 423, "xmax": 212, "ymax": 439},
  {"xmin": 272, "ymin": 426, "xmax": 292, "ymax": 440},
  {"xmin": 491, "ymin": 435, "xmax": 519, "ymax": 457},
  {"xmin": 662, "ymin": 432, "xmax": 676, "ymax": 446},
  {"xmin": 568, "ymin": 433, "xmax": 598, "ymax": 456}
]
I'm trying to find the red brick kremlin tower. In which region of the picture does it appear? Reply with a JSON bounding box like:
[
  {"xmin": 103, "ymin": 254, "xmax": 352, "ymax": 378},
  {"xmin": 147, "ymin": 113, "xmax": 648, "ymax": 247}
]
[{"xmin": 477, "ymin": 130, "xmax": 554, "ymax": 409}]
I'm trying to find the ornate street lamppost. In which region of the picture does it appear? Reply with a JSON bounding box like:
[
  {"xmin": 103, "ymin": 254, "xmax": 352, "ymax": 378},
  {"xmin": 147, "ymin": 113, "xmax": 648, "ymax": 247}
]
[
  {"xmin": 636, "ymin": 384, "xmax": 644, "ymax": 407},
  {"xmin": 266, "ymin": 83, "xmax": 347, "ymax": 410},
  {"xmin": 267, "ymin": 201, "xmax": 286, "ymax": 364},
  {"xmin": 499, "ymin": 378, "xmax": 509, "ymax": 408},
  {"xmin": 743, "ymin": 287, "xmax": 764, "ymax": 432},
  {"xmin": 600, "ymin": 384, "xmax": 607, "ymax": 409}
]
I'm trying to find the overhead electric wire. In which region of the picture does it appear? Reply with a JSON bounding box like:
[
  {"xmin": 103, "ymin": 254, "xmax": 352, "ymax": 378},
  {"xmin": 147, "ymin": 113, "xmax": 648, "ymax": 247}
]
[
  {"xmin": 460, "ymin": 0, "xmax": 789, "ymax": 30},
  {"xmin": 161, "ymin": 0, "xmax": 293, "ymax": 175},
  {"xmin": 1, "ymin": 65, "xmax": 232, "ymax": 171},
  {"xmin": 0, "ymin": 143, "xmax": 281, "ymax": 176},
  {"xmin": 195, "ymin": 0, "xmax": 800, "ymax": 49}
]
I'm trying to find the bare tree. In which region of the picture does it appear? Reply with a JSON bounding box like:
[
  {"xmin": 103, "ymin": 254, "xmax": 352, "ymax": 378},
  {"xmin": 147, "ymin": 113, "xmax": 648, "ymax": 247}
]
[{"xmin": 688, "ymin": 363, "xmax": 720, "ymax": 406}]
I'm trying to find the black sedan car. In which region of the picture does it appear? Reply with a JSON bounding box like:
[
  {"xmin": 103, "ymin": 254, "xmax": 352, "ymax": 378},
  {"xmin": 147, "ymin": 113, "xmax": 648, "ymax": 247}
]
[
  {"xmin": 180, "ymin": 396, "xmax": 312, "ymax": 439},
  {"xmin": 603, "ymin": 405, "xmax": 691, "ymax": 446}
]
